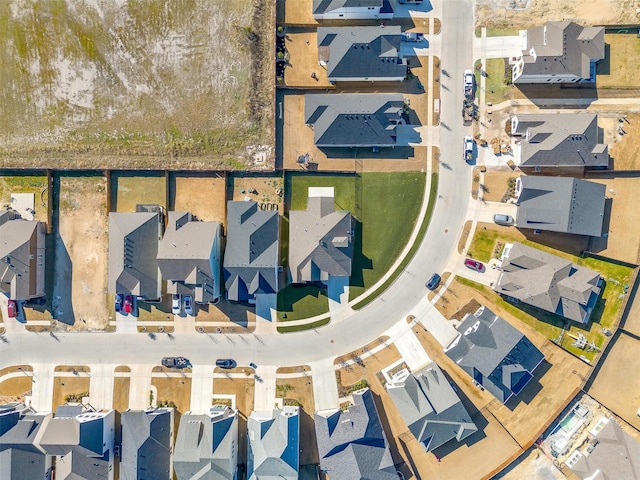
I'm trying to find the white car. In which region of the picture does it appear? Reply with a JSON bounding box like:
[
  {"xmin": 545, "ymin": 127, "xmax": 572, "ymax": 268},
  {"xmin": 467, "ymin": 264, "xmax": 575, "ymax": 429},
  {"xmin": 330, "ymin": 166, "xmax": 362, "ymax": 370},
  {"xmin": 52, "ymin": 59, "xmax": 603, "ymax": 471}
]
[
  {"xmin": 183, "ymin": 295, "xmax": 194, "ymax": 316},
  {"xmin": 464, "ymin": 135, "xmax": 474, "ymax": 162},
  {"xmin": 171, "ymin": 294, "xmax": 182, "ymax": 315}
]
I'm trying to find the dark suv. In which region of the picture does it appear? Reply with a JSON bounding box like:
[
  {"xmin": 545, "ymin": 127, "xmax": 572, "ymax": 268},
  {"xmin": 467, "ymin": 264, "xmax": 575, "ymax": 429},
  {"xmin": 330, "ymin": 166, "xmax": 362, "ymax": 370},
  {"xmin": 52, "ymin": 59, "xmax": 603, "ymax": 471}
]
[
  {"xmin": 216, "ymin": 359, "xmax": 237, "ymax": 369},
  {"xmin": 426, "ymin": 274, "xmax": 441, "ymax": 291}
]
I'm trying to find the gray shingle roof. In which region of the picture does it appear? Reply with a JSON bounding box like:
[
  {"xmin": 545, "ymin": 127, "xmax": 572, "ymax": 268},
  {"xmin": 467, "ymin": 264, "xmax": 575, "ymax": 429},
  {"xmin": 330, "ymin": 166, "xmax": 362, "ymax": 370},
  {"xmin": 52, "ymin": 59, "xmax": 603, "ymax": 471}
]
[
  {"xmin": 513, "ymin": 114, "xmax": 609, "ymax": 169},
  {"xmin": 315, "ymin": 388, "xmax": 397, "ymax": 480},
  {"xmin": 0, "ymin": 411, "xmax": 49, "ymax": 480},
  {"xmin": 444, "ymin": 305, "xmax": 545, "ymax": 403},
  {"xmin": 224, "ymin": 201, "xmax": 279, "ymax": 302},
  {"xmin": 313, "ymin": 0, "xmax": 383, "ymax": 15},
  {"xmin": 495, "ymin": 242, "xmax": 602, "ymax": 323},
  {"xmin": 386, "ymin": 364, "xmax": 477, "ymax": 452},
  {"xmin": 173, "ymin": 406, "xmax": 238, "ymax": 480},
  {"xmin": 0, "ymin": 217, "xmax": 45, "ymax": 300},
  {"xmin": 108, "ymin": 212, "xmax": 162, "ymax": 299},
  {"xmin": 517, "ymin": 21, "xmax": 604, "ymax": 80},
  {"xmin": 289, "ymin": 188, "xmax": 353, "ymax": 283},
  {"xmin": 318, "ymin": 26, "xmax": 406, "ymax": 81},
  {"xmin": 515, "ymin": 176, "xmax": 606, "ymax": 236},
  {"xmin": 305, "ymin": 94, "xmax": 406, "ymax": 147},
  {"xmin": 121, "ymin": 408, "xmax": 173, "ymax": 480},
  {"xmin": 157, "ymin": 211, "xmax": 221, "ymax": 303},
  {"xmin": 247, "ymin": 407, "xmax": 299, "ymax": 480},
  {"xmin": 571, "ymin": 417, "xmax": 640, "ymax": 479}
]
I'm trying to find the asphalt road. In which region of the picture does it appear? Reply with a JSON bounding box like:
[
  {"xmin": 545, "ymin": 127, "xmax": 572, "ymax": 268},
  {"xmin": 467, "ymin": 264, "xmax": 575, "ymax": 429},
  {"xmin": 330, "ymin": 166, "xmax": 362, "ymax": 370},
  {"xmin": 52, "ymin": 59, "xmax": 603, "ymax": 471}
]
[{"xmin": 0, "ymin": 1, "xmax": 474, "ymax": 376}]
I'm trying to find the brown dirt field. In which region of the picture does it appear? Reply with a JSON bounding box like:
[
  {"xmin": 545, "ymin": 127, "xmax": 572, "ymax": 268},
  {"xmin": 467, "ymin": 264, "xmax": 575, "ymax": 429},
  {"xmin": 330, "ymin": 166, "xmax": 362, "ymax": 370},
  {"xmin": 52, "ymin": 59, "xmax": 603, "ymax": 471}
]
[
  {"xmin": 173, "ymin": 175, "xmax": 227, "ymax": 223},
  {"xmin": 476, "ymin": 0, "xmax": 639, "ymax": 31},
  {"xmin": 334, "ymin": 336, "xmax": 391, "ymax": 367},
  {"xmin": 214, "ymin": 376, "xmax": 255, "ymax": 467},
  {"xmin": 231, "ymin": 175, "xmax": 284, "ymax": 215},
  {"xmin": 194, "ymin": 300, "xmax": 257, "ymax": 325},
  {"xmin": 152, "ymin": 376, "xmax": 192, "ymax": 413},
  {"xmin": 52, "ymin": 376, "xmax": 91, "ymax": 411},
  {"xmin": 283, "ymin": 93, "xmax": 429, "ymax": 173},
  {"xmin": 277, "ymin": 365, "xmax": 311, "ymax": 375},
  {"xmin": 113, "ymin": 377, "xmax": 130, "ymax": 412},
  {"xmin": 336, "ymin": 343, "xmax": 402, "ymax": 392},
  {"xmin": 481, "ymin": 170, "xmax": 517, "ymax": 203},
  {"xmin": 609, "ymin": 114, "xmax": 640, "ymax": 170},
  {"xmin": 0, "ymin": 377, "xmax": 33, "ymax": 397},
  {"xmin": 597, "ymin": 34, "xmax": 640, "ymax": 89},
  {"xmin": 115, "ymin": 366, "xmax": 130, "ymax": 373},
  {"xmin": 54, "ymin": 365, "xmax": 89, "ymax": 373},
  {"xmin": 53, "ymin": 175, "xmax": 108, "ymax": 330},
  {"xmin": 284, "ymin": 0, "xmax": 318, "ymax": 26},
  {"xmin": 588, "ymin": 332, "xmax": 640, "ymax": 431},
  {"xmin": 113, "ymin": 174, "xmax": 166, "ymax": 212},
  {"xmin": 284, "ymin": 32, "xmax": 334, "ymax": 88},
  {"xmin": 276, "ymin": 374, "xmax": 318, "ymax": 465},
  {"xmin": 500, "ymin": 448, "xmax": 565, "ymax": 480},
  {"xmin": 585, "ymin": 177, "xmax": 640, "ymax": 264}
]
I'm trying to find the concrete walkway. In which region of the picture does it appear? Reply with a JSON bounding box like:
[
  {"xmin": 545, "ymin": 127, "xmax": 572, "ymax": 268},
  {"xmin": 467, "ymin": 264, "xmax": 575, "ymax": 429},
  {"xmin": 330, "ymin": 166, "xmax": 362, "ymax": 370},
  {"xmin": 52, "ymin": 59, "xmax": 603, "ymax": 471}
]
[
  {"xmin": 309, "ymin": 358, "xmax": 339, "ymax": 409},
  {"xmin": 253, "ymin": 365, "xmax": 277, "ymax": 412}
]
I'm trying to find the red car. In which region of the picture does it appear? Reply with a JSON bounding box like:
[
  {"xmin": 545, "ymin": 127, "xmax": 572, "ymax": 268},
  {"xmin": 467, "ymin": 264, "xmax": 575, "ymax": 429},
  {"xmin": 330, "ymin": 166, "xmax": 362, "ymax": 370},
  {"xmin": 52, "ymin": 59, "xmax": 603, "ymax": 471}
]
[
  {"xmin": 464, "ymin": 258, "xmax": 484, "ymax": 272},
  {"xmin": 124, "ymin": 295, "xmax": 133, "ymax": 314},
  {"xmin": 6, "ymin": 300, "xmax": 17, "ymax": 318}
]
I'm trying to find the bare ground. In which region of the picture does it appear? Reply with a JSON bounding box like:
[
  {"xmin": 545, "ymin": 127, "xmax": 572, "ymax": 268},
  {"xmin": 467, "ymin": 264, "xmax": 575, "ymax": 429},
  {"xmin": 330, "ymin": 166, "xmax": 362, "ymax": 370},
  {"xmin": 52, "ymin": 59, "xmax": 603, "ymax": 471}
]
[
  {"xmin": 0, "ymin": 0, "xmax": 274, "ymax": 170},
  {"xmin": 173, "ymin": 175, "xmax": 227, "ymax": 223},
  {"xmin": 152, "ymin": 376, "xmax": 192, "ymax": 413}
]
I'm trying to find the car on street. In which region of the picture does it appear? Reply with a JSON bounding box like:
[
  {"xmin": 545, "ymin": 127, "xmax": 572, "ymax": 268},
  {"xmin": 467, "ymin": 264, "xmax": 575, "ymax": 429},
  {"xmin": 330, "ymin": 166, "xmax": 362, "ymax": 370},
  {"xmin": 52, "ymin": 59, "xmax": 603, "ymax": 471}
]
[
  {"xmin": 7, "ymin": 300, "xmax": 17, "ymax": 318},
  {"xmin": 172, "ymin": 294, "xmax": 182, "ymax": 315},
  {"xmin": 183, "ymin": 295, "xmax": 193, "ymax": 316},
  {"xmin": 124, "ymin": 295, "xmax": 133, "ymax": 314},
  {"xmin": 493, "ymin": 214, "xmax": 514, "ymax": 226},
  {"xmin": 426, "ymin": 273, "xmax": 441, "ymax": 291},
  {"xmin": 216, "ymin": 359, "xmax": 237, "ymax": 369},
  {"xmin": 114, "ymin": 294, "xmax": 123, "ymax": 313},
  {"xmin": 162, "ymin": 356, "xmax": 190, "ymax": 369},
  {"xmin": 464, "ymin": 258, "xmax": 484, "ymax": 272},
  {"xmin": 464, "ymin": 135, "xmax": 474, "ymax": 162},
  {"xmin": 249, "ymin": 362, "xmax": 258, "ymax": 369}
]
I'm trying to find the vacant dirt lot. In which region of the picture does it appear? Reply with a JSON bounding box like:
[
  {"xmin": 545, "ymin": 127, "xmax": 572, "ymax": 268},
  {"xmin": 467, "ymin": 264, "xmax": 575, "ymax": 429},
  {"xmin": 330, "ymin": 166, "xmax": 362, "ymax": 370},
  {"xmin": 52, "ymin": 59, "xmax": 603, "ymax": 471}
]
[
  {"xmin": 608, "ymin": 113, "xmax": 640, "ymax": 170},
  {"xmin": 52, "ymin": 375, "xmax": 90, "ymax": 411},
  {"xmin": 0, "ymin": 0, "xmax": 274, "ymax": 170},
  {"xmin": 172, "ymin": 175, "xmax": 226, "ymax": 223},
  {"xmin": 597, "ymin": 34, "xmax": 640, "ymax": 88},
  {"xmin": 52, "ymin": 175, "xmax": 108, "ymax": 330},
  {"xmin": 284, "ymin": 32, "xmax": 333, "ymax": 88},
  {"xmin": 588, "ymin": 332, "xmax": 640, "ymax": 431},
  {"xmin": 152, "ymin": 375, "xmax": 192, "ymax": 413},
  {"xmin": 476, "ymin": 0, "xmax": 640, "ymax": 31},
  {"xmin": 480, "ymin": 170, "xmax": 517, "ymax": 203}
]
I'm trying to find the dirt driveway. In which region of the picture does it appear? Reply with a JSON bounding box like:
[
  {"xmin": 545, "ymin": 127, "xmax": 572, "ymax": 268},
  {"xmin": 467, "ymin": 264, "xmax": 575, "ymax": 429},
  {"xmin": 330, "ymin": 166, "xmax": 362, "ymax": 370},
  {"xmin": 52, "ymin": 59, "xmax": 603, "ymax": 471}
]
[{"xmin": 52, "ymin": 175, "xmax": 108, "ymax": 330}]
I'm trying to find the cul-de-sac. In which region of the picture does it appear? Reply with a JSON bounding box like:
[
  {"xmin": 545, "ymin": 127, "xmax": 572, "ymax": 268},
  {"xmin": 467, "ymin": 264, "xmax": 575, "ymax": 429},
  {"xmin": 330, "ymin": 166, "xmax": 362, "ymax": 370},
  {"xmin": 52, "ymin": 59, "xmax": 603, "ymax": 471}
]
[{"xmin": 2, "ymin": 0, "xmax": 640, "ymax": 479}]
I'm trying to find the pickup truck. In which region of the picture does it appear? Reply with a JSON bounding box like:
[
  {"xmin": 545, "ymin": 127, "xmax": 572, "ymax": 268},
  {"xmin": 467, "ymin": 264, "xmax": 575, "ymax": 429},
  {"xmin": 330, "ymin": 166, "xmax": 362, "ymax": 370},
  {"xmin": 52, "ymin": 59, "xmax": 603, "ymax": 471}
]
[
  {"xmin": 462, "ymin": 100, "xmax": 473, "ymax": 126},
  {"xmin": 463, "ymin": 69, "xmax": 474, "ymax": 100},
  {"xmin": 161, "ymin": 357, "xmax": 190, "ymax": 369},
  {"xmin": 464, "ymin": 136, "xmax": 474, "ymax": 162}
]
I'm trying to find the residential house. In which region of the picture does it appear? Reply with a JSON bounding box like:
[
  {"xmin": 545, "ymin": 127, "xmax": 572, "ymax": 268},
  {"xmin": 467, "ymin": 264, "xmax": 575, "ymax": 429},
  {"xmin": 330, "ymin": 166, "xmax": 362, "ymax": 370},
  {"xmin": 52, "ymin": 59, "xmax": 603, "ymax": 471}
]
[
  {"xmin": 247, "ymin": 406, "xmax": 299, "ymax": 480},
  {"xmin": 510, "ymin": 114, "xmax": 609, "ymax": 175},
  {"xmin": 318, "ymin": 26, "xmax": 407, "ymax": 82},
  {"xmin": 156, "ymin": 211, "xmax": 221, "ymax": 303},
  {"xmin": 224, "ymin": 201, "xmax": 279, "ymax": 303},
  {"xmin": 0, "ymin": 404, "xmax": 51, "ymax": 480},
  {"xmin": 512, "ymin": 21, "xmax": 604, "ymax": 84},
  {"xmin": 305, "ymin": 94, "xmax": 417, "ymax": 148},
  {"xmin": 0, "ymin": 211, "xmax": 45, "ymax": 301},
  {"xmin": 444, "ymin": 305, "xmax": 545, "ymax": 403},
  {"xmin": 312, "ymin": 0, "xmax": 394, "ymax": 21},
  {"xmin": 567, "ymin": 416, "xmax": 640, "ymax": 479},
  {"xmin": 173, "ymin": 406, "xmax": 238, "ymax": 480},
  {"xmin": 120, "ymin": 408, "xmax": 174, "ymax": 480},
  {"xmin": 108, "ymin": 212, "xmax": 163, "ymax": 301},
  {"xmin": 514, "ymin": 176, "xmax": 606, "ymax": 237},
  {"xmin": 494, "ymin": 242, "xmax": 602, "ymax": 323},
  {"xmin": 386, "ymin": 364, "xmax": 477, "ymax": 453},
  {"xmin": 288, "ymin": 187, "xmax": 353, "ymax": 284},
  {"xmin": 38, "ymin": 406, "xmax": 115, "ymax": 480},
  {"xmin": 315, "ymin": 388, "xmax": 397, "ymax": 479}
]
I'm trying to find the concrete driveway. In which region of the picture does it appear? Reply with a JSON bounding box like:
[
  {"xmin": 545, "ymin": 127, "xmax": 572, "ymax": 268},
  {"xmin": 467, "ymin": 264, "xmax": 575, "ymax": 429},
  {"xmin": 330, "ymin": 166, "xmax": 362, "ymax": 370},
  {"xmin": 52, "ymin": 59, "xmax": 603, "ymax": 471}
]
[
  {"xmin": 253, "ymin": 365, "xmax": 277, "ymax": 412},
  {"xmin": 474, "ymin": 201, "xmax": 518, "ymax": 224},
  {"xmin": 474, "ymin": 34, "xmax": 525, "ymax": 60},
  {"xmin": 309, "ymin": 359, "xmax": 339, "ymax": 410},
  {"xmin": 386, "ymin": 319, "xmax": 432, "ymax": 371}
]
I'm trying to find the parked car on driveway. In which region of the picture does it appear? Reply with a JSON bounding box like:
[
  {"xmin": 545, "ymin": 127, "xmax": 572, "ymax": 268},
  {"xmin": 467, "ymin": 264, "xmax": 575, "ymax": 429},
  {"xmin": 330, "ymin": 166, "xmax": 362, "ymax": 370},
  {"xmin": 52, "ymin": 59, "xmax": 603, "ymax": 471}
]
[
  {"xmin": 183, "ymin": 295, "xmax": 193, "ymax": 316},
  {"xmin": 114, "ymin": 294, "xmax": 123, "ymax": 313},
  {"xmin": 493, "ymin": 214, "xmax": 514, "ymax": 226},
  {"xmin": 7, "ymin": 300, "xmax": 17, "ymax": 318},
  {"xmin": 464, "ymin": 258, "xmax": 484, "ymax": 272},
  {"xmin": 216, "ymin": 359, "xmax": 237, "ymax": 369},
  {"xmin": 172, "ymin": 294, "xmax": 182, "ymax": 315},
  {"xmin": 426, "ymin": 274, "xmax": 441, "ymax": 291},
  {"xmin": 124, "ymin": 295, "xmax": 133, "ymax": 314}
]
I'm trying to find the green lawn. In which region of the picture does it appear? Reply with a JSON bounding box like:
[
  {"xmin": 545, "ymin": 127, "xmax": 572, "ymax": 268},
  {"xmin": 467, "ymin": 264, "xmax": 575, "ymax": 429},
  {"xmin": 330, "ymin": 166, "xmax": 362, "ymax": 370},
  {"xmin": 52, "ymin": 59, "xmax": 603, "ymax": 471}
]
[
  {"xmin": 277, "ymin": 172, "xmax": 426, "ymax": 321},
  {"xmin": 465, "ymin": 228, "xmax": 635, "ymax": 362},
  {"xmin": 475, "ymin": 58, "xmax": 514, "ymax": 105}
]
